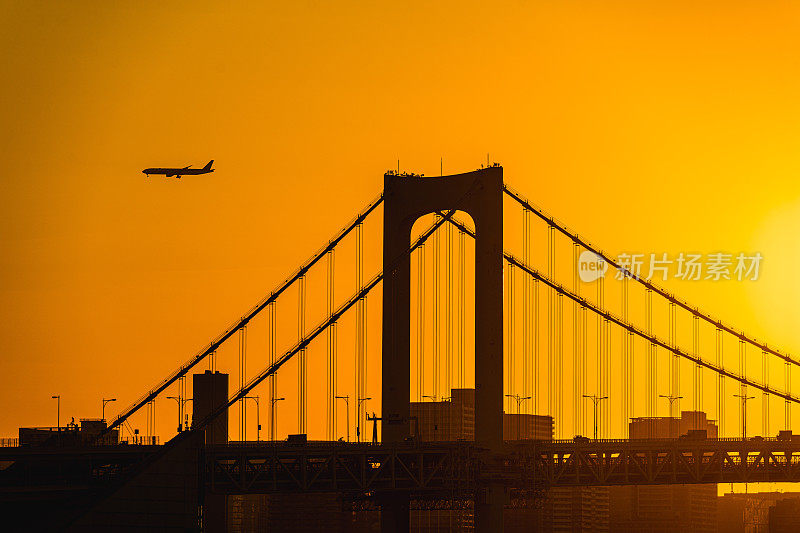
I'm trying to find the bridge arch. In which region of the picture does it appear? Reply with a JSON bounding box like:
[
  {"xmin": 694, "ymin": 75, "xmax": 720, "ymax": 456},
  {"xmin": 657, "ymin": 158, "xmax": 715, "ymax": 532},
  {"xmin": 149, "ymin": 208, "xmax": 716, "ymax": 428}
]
[
  {"xmin": 381, "ymin": 167, "xmax": 504, "ymax": 449},
  {"xmin": 409, "ymin": 209, "xmax": 476, "ymax": 411}
]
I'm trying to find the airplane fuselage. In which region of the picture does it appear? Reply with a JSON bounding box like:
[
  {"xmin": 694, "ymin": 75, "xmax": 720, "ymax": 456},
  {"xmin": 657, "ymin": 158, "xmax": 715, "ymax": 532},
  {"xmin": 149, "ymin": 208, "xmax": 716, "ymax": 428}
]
[
  {"xmin": 142, "ymin": 160, "xmax": 214, "ymax": 178},
  {"xmin": 142, "ymin": 168, "xmax": 214, "ymax": 177}
]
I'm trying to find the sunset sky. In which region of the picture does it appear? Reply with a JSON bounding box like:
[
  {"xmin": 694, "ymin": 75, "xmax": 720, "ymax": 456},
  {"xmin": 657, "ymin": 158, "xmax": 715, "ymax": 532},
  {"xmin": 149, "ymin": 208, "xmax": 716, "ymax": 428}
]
[{"xmin": 3, "ymin": 1, "xmax": 800, "ymax": 455}]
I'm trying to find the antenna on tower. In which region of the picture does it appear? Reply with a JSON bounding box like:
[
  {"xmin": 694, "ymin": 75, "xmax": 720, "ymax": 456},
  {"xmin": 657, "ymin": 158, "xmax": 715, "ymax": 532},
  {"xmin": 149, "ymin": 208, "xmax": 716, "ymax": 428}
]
[{"xmin": 440, "ymin": 157, "xmax": 443, "ymax": 177}]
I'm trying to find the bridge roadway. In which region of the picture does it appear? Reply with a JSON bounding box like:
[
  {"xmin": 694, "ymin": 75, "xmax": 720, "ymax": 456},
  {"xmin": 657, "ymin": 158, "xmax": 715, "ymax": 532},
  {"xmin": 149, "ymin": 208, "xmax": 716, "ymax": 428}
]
[
  {"xmin": 203, "ymin": 436, "xmax": 800, "ymax": 496},
  {"xmin": 4, "ymin": 436, "xmax": 800, "ymax": 529},
  {"xmin": 5, "ymin": 437, "xmax": 800, "ymax": 497}
]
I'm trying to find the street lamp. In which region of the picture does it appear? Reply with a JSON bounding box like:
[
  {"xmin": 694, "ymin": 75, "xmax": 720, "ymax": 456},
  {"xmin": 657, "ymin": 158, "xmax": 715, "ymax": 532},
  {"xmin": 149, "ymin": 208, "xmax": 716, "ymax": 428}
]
[
  {"xmin": 244, "ymin": 396, "xmax": 260, "ymax": 441},
  {"xmin": 505, "ymin": 394, "xmax": 532, "ymax": 440},
  {"xmin": 357, "ymin": 397, "xmax": 372, "ymax": 442},
  {"xmin": 270, "ymin": 397, "xmax": 285, "ymax": 441},
  {"xmin": 51, "ymin": 395, "xmax": 60, "ymax": 430},
  {"xmin": 335, "ymin": 395, "xmax": 350, "ymax": 442},
  {"xmin": 166, "ymin": 396, "xmax": 185, "ymax": 433},
  {"xmin": 181, "ymin": 398, "xmax": 193, "ymax": 431},
  {"xmin": 423, "ymin": 395, "xmax": 441, "ymax": 440},
  {"xmin": 734, "ymin": 393, "xmax": 756, "ymax": 440},
  {"xmin": 583, "ymin": 394, "xmax": 608, "ymax": 440},
  {"xmin": 658, "ymin": 394, "xmax": 683, "ymax": 438},
  {"xmin": 102, "ymin": 398, "xmax": 117, "ymax": 422}
]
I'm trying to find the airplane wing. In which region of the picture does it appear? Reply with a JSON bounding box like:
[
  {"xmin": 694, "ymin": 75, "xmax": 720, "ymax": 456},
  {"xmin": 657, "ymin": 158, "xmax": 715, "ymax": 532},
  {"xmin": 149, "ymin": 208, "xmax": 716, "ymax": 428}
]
[{"xmin": 182, "ymin": 165, "xmax": 192, "ymax": 170}]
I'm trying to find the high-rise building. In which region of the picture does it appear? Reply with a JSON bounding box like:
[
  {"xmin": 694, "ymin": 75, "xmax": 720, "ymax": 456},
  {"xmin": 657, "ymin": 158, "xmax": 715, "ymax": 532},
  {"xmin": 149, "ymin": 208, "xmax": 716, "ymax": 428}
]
[
  {"xmin": 717, "ymin": 491, "xmax": 800, "ymax": 533},
  {"xmin": 609, "ymin": 411, "xmax": 718, "ymax": 533},
  {"xmin": 410, "ymin": 387, "xmax": 608, "ymax": 533},
  {"xmin": 410, "ymin": 388, "xmax": 554, "ymax": 442},
  {"xmin": 767, "ymin": 498, "xmax": 800, "ymax": 533}
]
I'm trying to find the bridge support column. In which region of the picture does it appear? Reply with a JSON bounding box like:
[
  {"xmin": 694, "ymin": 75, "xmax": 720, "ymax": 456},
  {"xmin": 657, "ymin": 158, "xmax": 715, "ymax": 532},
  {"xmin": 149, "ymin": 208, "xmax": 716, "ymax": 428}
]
[
  {"xmin": 382, "ymin": 167, "xmax": 505, "ymax": 532},
  {"xmin": 380, "ymin": 494, "xmax": 409, "ymax": 533},
  {"xmin": 476, "ymin": 484, "xmax": 507, "ymax": 533}
]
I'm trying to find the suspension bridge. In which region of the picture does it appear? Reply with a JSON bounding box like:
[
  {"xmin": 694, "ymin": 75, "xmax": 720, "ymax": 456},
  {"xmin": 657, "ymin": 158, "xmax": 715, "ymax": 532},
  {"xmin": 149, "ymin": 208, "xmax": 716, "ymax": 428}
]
[{"xmin": 3, "ymin": 166, "xmax": 800, "ymax": 532}]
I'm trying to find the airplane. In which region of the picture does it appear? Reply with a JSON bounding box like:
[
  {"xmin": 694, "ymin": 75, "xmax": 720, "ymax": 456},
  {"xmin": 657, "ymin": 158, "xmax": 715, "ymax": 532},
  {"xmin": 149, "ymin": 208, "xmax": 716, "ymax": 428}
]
[{"xmin": 142, "ymin": 160, "xmax": 214, "ymax": 178}]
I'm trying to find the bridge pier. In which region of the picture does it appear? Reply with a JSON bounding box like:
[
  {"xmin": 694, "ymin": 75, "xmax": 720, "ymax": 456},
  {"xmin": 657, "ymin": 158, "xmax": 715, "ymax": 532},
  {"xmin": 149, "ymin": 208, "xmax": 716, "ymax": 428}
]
[
  {"xmin": 382, "ymin": 167, "xmax": 505, "ymax": 533},
  {"xmin": 379, "ymin": 494, "xmax": 409, "ymax": 533},
  {"xmin": 476, "ymin": 485, "xmax": 507, "ymax": 533}
]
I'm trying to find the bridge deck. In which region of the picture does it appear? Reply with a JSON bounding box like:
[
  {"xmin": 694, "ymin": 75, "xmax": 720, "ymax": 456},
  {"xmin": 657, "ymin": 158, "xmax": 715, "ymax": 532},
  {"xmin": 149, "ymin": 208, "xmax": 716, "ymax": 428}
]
[
  {"xmin": 4, "ymin": 438, "xmax": 800, "ymax": 498},
  {"xmin": 203, "ymin": 437, "xmax": 800, "ymax": 494}
]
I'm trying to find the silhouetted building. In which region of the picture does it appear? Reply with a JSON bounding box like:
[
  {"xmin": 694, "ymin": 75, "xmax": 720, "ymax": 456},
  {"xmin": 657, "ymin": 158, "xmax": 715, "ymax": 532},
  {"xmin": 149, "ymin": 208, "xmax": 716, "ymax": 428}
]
[
  {"xmin": 19, "ymin": 418, "xmax": 118, "ymax": 446},
  {"xmin": 193, "ymin": 370, "xmax": 229, "ymax": 532},
  {"xmin": 410, "ymin": 388, "xmax": 607, "ymax": 532},
  {"xmin": 410, "ymin": 388, "xmax": 553, "ymax": 442},
  {"xmin": 717, "ymin": 491, "xmax": 800, "ymax": 533},
  {"xmin": 228, "ymin": 493, "xmax": 345, "ymax": 533},
  {"xmin": 768, "ymin": 498, "xmax": 800, "ymax": 533},
  {"xmin": 550, "ymin": 486, "xmax": 609, "ymax": 532},
  {"xmin": 610, "ymin": 411, "xmax": 717, "ymax": 533}
]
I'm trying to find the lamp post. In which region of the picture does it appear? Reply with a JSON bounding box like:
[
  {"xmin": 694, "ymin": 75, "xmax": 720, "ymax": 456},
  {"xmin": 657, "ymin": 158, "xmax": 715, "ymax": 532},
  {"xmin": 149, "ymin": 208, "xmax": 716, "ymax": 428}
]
[
  {"xmin": 658, "ymin": 394, "xmax": 683, "ymax": 437},
  {"xmin": 244, "ymin": 396, "xmax": 260, "ymax": 441},
  {"xmin": 357, "ymin": 397, "xmax": 372, "ymax": 442},
  {"xmin": 505, "ymin": 394, "xmax": 532, "ymax": 440},
  {"xmin": 181, "ymin": 398, "xmax": 193, "ymax": 431},
  {"xmin": 51, "ymin": 395, "xmax": 60, "ymax": 430},
  {"xmin": 422, "ymin": 395, "xmax": 440, "ymax": 440},
  {"xmin": 335, "ymin": 395, "xmax": 350, "ymax": 442},
  {"xmin": 102, "ymin": 398, "xmax": 117, "ymax": 422},
  {"xmin": 166, "ymin": 396, "xmax": 183, "ymax": 433},
  {"xmin": 270, "ymin": 397, "xmax": 285, "ymax": 441},
  {"xmin": 583, "ymin": 394, "xmax": 608, "ymax": 440},
  {"xmin": 734, "ymin": 393, "xmax": 756, "ymax": 440}
]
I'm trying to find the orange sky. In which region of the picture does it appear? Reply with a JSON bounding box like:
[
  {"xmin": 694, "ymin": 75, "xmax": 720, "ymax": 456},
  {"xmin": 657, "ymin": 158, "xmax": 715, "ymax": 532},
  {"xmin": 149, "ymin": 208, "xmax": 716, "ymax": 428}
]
[{"xmin": 3, "ymin": 1, "xmax": 800, "ymax": 467}]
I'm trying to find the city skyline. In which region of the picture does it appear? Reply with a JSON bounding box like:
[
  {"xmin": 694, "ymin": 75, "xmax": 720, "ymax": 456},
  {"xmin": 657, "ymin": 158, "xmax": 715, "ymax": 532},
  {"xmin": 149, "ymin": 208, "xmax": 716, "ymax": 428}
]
[{"xmin": 5, "ymin": 4, "xmax": 800, "ymax": 530}]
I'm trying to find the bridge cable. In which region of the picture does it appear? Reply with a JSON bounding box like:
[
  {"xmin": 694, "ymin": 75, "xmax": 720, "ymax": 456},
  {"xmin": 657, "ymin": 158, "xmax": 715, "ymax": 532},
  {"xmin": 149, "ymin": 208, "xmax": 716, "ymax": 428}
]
[
  {"xmin": 433, "ymin": 215, "xmax": 440, "ymax": 400},
  {"xmin": 523, "ymin": 209, "xmax": 531, "ymax": 409},
  {"xmin": 716, "ymin": 328, "xmax": 724, "ymax": 436},
  {"xmin": 503, "ymin": 184, "xmax": 800, "ymax": 371},
  {"xmin": 326, "ymin": 249, "xmax": 336, "ymax": 441},
  {"xmin": 534, "ymin": 276, "xmax": 541, "ymax": 416},
  {"xmin": 507, "ymin": 262, "xmax": 515, "ymax": 414},
  {"xmin": 104, "ymin": 193, "xmax": 384, "ymax": 437},
  {"xmin": 458, "ymin": 230, "xmax": 466, "ymax": 389},
  {"xmin": 598, "ymin": 268, "xmax": 605, "ymax": 438},
  {"xmin": 268, "ymin": 302, "xmax": 277, "ymax": 441},
  {"xmin": 501, "ymin": 254, "xmax": 800, "ymax": 405},
  {"xmin": 191, "ymin": 209, "xmax": 462, "ymax": 435},
  {"xmin": 739, "ymin": 339, "xmax": 746, "ymax": 437},
  {"xmin": 762, "ymin": 349, "xmax": 769, "ymax": 437},
  {"xmin": 645, "ymin": 289, "xmax": 653, "ymax": 437},
  {"xmin": 416, "ymin": 243, "xmax": 425, "ymax": 402},
  {"xmin": 238, "ymin": 326, "xmax": 247, "ymax": 440},
  {"xmin": 693, "ymin": 316, "xmax": 700, "ymax": 430},
  {"xmin": 547, "ymin": 226, "xmax": 554, "ymax": 425},
  {"xmin": 298, "ymin": 275, "xmax": 307, "ymax": 434},
  {"xmin": 621, "ymin": 273, "xmax": 629, "ymax": 436},
  {"xmin": 786, "ymin": 361, "xmax": 791, "ymax": 431},
  {"xmin": 446, "ymin": 219, "xmax": 453, "ymax": 399},
  {"xmin": 573, "ymin": 242, "xmax": 580, "ymax": 437},
  {"xmin": 438, "ymin": 213, "xmax": 800, "ymax": 419},
  {"xmin": 355, "ymin": 222, "xmax": 365, "ymax": 440}
]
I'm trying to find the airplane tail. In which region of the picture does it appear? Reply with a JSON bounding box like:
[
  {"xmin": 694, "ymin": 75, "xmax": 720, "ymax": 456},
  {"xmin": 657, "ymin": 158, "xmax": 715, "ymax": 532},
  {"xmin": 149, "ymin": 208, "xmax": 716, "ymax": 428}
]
[{"xmin": 202, "ymin": 160, "xmax": 214, "ymax": 171}]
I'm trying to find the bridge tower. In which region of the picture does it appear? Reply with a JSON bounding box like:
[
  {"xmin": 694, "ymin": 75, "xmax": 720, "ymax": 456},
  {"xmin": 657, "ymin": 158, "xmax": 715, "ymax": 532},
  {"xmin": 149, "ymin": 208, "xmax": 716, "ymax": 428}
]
[{"xmin": 381, "ymin": 166, "xmax": 505, "ymax": 532}]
